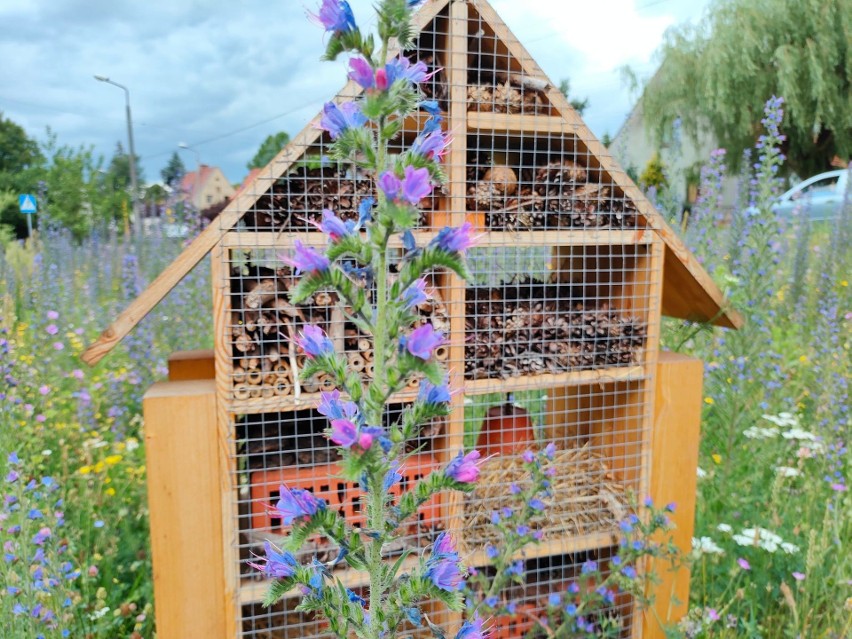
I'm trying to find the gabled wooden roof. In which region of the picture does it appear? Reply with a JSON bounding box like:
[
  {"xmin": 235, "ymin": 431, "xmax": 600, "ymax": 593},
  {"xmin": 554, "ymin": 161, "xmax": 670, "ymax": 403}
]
[{"xmin": 82, "ymin": 0, "xmax": 740, "ymax": 366}]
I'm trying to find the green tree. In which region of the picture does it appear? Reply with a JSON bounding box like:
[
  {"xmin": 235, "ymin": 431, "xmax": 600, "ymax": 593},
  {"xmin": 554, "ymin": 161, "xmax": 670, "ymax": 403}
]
[
  {"xmin": 641, "ymin": 0, "xmax": 851, "ymax": 176},
  {"xmin": 160, "ymin": 151, "xmax": 185, "ymax": 188},
  {"xmin": 0, "ymin": 114, "xmax": 45, "ymax": 235},
  {"xmin": 0, "ymin": 113, "xmax": 44, "ymax": 193},
  {"xmin": 40, "ymin": 131, "xmax": 104, "ymax": 240},
  {"xmin": 247, "ymin": 131, "xmax": 290, "ymax": 170},
  {"xmin": 558, "ymin": 78, "xmax": 589, "ymax": 115}
]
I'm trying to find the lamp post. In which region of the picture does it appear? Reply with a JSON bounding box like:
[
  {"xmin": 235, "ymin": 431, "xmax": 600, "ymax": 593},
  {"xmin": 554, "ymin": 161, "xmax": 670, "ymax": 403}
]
[
  {"xmin": 94, "ymin": 75, "xmax": 142, "ymax": 233},
  {"xmin": 178, "ymin": 142, "xmax": 202, "ymax": 210}
]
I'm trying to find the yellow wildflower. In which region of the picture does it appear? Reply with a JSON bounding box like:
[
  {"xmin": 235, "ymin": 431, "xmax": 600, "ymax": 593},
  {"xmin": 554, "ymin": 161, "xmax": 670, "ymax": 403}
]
[
  {"xmin": 106, "ymin": 488, "xmax": 116, "ymax": 497},
  {"xmin": 94, "ymin": 461, "xmax": 105, "ymax": 474},
  {"xmin": 78, "ymin": 466, "xmax": 93, "ymax": 475},
  {"xmin": 712, "ymin": 454, "xmax": 722, "ymax": 465},
  {"xmin": 105, "ymin": 455, "xmax": 122, "ymax": 466},
  {"xmin": 799, "ymin": 355, "xmax": 807, "ymax": 363},
  {"xmin": 841, "ymin": 280, "xmax": 848, "ymax": 288},
  {"xmin": 704, "ymin": 397, "xmax": 715, "ymax": 405}
]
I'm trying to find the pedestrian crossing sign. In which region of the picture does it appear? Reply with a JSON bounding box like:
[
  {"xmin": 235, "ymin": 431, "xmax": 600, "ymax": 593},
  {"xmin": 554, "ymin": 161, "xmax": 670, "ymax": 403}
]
[{"xmin": 19, "ymin": 194, "xmax": 37, "ymax": 214}]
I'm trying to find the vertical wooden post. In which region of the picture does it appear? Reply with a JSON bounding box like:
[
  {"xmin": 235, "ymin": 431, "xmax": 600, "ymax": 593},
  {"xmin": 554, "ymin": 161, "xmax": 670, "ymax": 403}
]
[
  {"xmin": 643, "ymin": 351, "xmax": 703, "ymax": 638},
  {"xmin": 144, "ymin": 379, "xmax": 228, "ymax": 639}
]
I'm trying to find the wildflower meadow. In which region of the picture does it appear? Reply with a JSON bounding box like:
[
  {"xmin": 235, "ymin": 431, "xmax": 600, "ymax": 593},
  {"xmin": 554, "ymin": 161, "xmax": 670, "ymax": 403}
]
[{"xmin": 1, "ymin": 7, "xmax": 850, "ymax": 639}]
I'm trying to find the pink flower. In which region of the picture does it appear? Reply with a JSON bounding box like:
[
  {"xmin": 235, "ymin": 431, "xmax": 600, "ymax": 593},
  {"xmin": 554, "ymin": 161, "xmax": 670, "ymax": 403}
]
[
  {"xmin": 830, "ymin": 483, "xmax": 847, "ymax": 492},
  {"xmin": 707, "ymin": 608, "xmax": 720, "ymax": 622},
  {"xmin": 404, "ymin": 324, "xmax": 444, "ymax": 360},
  {"xmin": 737, "ymin": 558, "xmax": 750, "ymax": 570},
  {"xmin": 52, "ymin": 342, "xmax": 64, "ymax": 351},
  {"xmin": 47, "ymin": 311, "xmax": 59, "ymax": 320},
  {"xmin": 445, "ymin": 450, "xmax": 484, "ymax": 483},
  {"xmin": 39, "ymin": 385, "xmax": 50, "ymax": 396},
  {"xmin": 792, "ymin": 571, "xmax": 805, "ymax": 581},
  {"xmin": 71, "ymin": 369, "xmax": 84, "ymax": 380},
  {"xmin": 46, "ymin": 324, "xmax": 58, "ymax": 335}
]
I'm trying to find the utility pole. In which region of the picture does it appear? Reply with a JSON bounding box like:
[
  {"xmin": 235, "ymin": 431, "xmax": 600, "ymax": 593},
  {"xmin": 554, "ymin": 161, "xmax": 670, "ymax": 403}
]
[{"xmin": 94, "ymin": 75, "xmax": 142, "ymax": 233}]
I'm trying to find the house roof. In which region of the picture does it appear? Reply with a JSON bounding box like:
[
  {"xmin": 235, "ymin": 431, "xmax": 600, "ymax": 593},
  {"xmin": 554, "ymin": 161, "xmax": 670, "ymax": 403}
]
[
  {"xmin": 231, "ymin": 168, "xmax": 262, "ymax": 201},
  {"xmin": 179, "ymin": 165, "xmax": 215, "ymax": 200},
  {"xmin": 81, "ymin": 0, "xmax": 741, "ymax": 367}
]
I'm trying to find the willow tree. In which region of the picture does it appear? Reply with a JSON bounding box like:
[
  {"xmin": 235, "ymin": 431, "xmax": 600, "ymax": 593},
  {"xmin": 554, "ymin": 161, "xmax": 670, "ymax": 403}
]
[{"xmin": 642, "ymin": 0, "xmax": 851, "ymax": 176}]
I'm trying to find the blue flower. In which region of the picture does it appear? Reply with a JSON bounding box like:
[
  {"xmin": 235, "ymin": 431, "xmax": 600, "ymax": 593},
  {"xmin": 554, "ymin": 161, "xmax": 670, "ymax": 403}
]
[
  {"xmin": 405, "ymin": 324, "xmax": 444, "ymax": 360},
  {"xmin": 432, "ymin": 532, "xmax": 459, "ymax": 560},
  {"xmin": 622, "ymin": 565, "xmax": 637, "ymax": 579},
  {"xmin": 275, "ymin": 485, "xmax": 326, "ymax": 524},
  {"xmin": 420, "ymin": 100, "xmax": 441, "ymax": 116},
  {"xmin": 317, "ymin": 101, "xmax": 366, "ymax": 139},
  {"xmin": 564, "ymin": 603, "xmax": 577, "ymax": 616},
  {"xmin": 296, "ymin": 325, "xmax": 334, "ymax": 360},
  {"xmin": 348, "ymin": 56, "xmax": 374, "ymax": 89},
  {"xmin": 485, "ymin": 545, "xmax": 499, "ymax": 559},
  {"xmin": 529, "ymin": 498, "xmax": 546, "ymax": 511},
  {"xmin": 485, "ymin": 596, "xmax": 499, "ymax": 608},
  {"xmin": 455, "ymin": 613, "xmax": 487, "ymax": 639},
  {"xmin": 405, "ymin": 607, "xmax": 422, "ymax": 626},
  {"xmin": 425, "ymin": 555, "xmax": 463, "ymax": 591},
  {"xmin": 581, "ymin": 560, "xmax": 597, "ymax": 575},
  {"xmin": 509, "ymin": 483, "xmax": 521, "ymax": 495},
  {"xmin": 506, "ymin": 560, "xmax": 524, "ymax": 576},
  {"xmin": 347, "ymin": 589, "xmax": 366, "ymax": 606},
  {"xmin": 248, "ymin": 541, "xmax": 298, "ymax": 579},
  {"xmin": 27, "ymin": 508, "xmax": 42, "ymax": 520},
  {"xmin": 445, "ymin": 450, "xmax": 483, "ymax": 484},
  {"xmin": 308, "ymin": 0, "xmax": 357, "ymax": 33},
  {"xmin": 515, "ymin": 525, "xmax": 530, "ymax": 536},
  {"xmin": 544, "ymin": 443, "xmax": 556, "ymax": 459},
  {"xmin": 317, "ymin": 390, "xmax": 358, "ymax": 421},
  {"xmin": 431, "ymin": 222, "xmax": 476, "ymax": 253},
  {"xmin": 548, "ymin": 593, "xmax": 561, "ymax": 607},
  {"xmin": 358, "ymin": 197, "xmax": 374, "ymax": 225},
  {"xmin": 282, "ymin": 240, "xmax": 330, "ymax": 274},
  {"xmin": 418, "ymin": 377, "xmax": 451, "ymax": 405},
  {"xmin": 382, "ymin": 462, "xmax": 402, "ymax": 491},
  {"xmin": 402, "ymin": 278, "xmax": 429, "ymax": 310}
]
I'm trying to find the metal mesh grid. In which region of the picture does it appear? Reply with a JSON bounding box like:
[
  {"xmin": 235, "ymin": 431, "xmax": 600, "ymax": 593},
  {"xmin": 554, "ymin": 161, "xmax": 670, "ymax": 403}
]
[{"xmin": 213, "ymin": 2, "xmax": 663, "ymax": 637}]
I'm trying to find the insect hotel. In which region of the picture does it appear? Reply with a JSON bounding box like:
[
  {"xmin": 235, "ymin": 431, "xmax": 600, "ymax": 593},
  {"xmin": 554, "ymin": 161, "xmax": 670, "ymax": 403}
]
[{"xmin": 83, "ymin": 1, "xmax": 740, "ymax": 638}]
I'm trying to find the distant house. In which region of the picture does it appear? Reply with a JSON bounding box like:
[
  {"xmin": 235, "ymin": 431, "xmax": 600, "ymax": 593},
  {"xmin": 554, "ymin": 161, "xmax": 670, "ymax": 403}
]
[
  {"xmin": 610, "ymin": 80, "xmax": 739, "ymax": 215},
  {"xmin": 179, "ymin": 165, "xmax": 235, "ymax": 211},
  {"xmin": 231, "ymin": 168, "xmax": 262, "ymax": 201}
]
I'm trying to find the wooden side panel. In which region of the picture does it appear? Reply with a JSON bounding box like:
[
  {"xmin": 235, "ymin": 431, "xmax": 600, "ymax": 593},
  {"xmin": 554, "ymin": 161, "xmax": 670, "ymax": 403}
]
[
  {"xmin": 168, "ymin": 349, "xmax": 215, "ymax": 381},
  {"xmin": 643, "ymin": 352, "xmax": 703, "ymax": 638},
  {"xmin": 143, "ymin": 380, "xmax": 226, "ymax": 639}
]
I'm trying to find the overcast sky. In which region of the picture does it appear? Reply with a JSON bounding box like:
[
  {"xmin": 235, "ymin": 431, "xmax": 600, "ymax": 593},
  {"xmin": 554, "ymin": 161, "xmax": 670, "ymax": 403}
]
[{"xmin": 0, "ymin": 0, "xmax": 711, "ymax": 185}]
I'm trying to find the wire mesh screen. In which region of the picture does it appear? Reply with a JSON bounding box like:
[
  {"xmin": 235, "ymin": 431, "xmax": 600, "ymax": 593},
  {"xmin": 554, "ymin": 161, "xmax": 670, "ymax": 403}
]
[{"xmin": 212, "ymin": 1, "xmax": 664, "ymax": 637}]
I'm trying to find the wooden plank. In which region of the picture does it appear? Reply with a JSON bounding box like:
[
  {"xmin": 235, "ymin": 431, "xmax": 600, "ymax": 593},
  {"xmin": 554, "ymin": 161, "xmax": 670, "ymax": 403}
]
[
  {"xmin": 443, "ymin": 2, "xmax": 469, "ymax": 636},
  {"xmin": 222, "ymin": 228, "xmax": 653, "ymax": 249},
  {"xmin": 167, "ymin": 349, "xmax": 215, "ymax": 381},
  {"xmin": 210, "ymin": 247, "xmax": 240, "ymax": 638},
  {"xmin": 143, "ymin": 380, "xmax": 227, "ymax": 639},
  {"xmin": 81, "ymin": 0, "xmax": 453, "ymax": 367},
  {"xmin": 643, "ymin": 352, "xmax": 703, "ymax": 638},
  {"xmin": 471, "ymin": 0, "xmax": 741, "ymax": 331},
  {"xmin": 467, "ymin": 111, "xmax": 576, "ymax": 135},
  {"xmin": 465, "ymin": 365, "xmax": 647, "ymax": 396},
  {"xmin": 467, "ymin": 531, "xmax": 619, "ymax": 568}
]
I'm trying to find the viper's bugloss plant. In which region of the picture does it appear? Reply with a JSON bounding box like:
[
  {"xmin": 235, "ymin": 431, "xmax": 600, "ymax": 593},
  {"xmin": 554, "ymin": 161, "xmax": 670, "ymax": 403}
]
[{"xmin": 255, "ymin": 2, "xmax": 479, "ymax": 639}]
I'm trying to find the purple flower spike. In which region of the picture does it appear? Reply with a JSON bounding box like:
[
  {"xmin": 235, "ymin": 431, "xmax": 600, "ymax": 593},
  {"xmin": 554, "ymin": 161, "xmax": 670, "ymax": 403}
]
[
  {"xmin": 296, "ymin": 325, "xmax": 334, "ymax": 360},
  {"xmin": 378, "ymin": 171, "xmax": 401, "ymax": 201},
  {"xmin": 348, "ymin": 56, "xmax": 375, "ymax": 89},
  {"xmin": 275, "ymin": 485, "xmax": 325, "ymax": 525},
  {"xmin": 308, "ymin": 0, "xmax": 356, "ymax": 33},
  {"xmin": 405, "ymin": 323, "xmax": 444, "ymax": 360},
  {"xmin": 401, "ymin": 165, "xmax": 432, "ymax": 204},
  {"xmin": 330, "ymin": 419, "xmax": 359, "ymax": 448},
  {"xmin": 418, "ymin": 377, "xmax": 451, "ymax": 405},
  {"xmin": 544, "ymin": 442, "xmax": 556, "ymax": 459},
  {"xmin": 317, "ymin": 101, "xmax": 366, "ymax": 139},
  {"xmin": 432, "ymin": 222, "xmax": 477, "ymax": 254},
  {"xmin": 402, "ymin": 278, "xmax": 429, "ymax": 310},
  {"xmin": 385, "ymin": 56, "xmax": 434, "ymax": 86},
  {"xmin": 445, "ymin": 450, "xmax": 484, "ymax": 484},
  {"xmin": 282, "ymin": 240, "xmax": 329, "ymax": 274},
  {"xmin": 425, "ymin": 555, "xmax": 464, "ymax": 591},
  {"xmin": 456, "ymin": 614, "xmax": 488, "ymax": 639},
  {"xmin": 248, "ymin": 541, "xmax": 299, "ymax": 579}
]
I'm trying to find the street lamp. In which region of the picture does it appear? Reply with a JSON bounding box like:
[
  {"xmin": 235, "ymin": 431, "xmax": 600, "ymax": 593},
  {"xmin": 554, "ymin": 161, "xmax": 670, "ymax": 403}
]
[
  {"xmin": 94, "ymin": 75, "xmax": 141, "ymax": 233},
  {"xmin": 178, "ymin": 142, "xmax": 202, "ymax": 209}
]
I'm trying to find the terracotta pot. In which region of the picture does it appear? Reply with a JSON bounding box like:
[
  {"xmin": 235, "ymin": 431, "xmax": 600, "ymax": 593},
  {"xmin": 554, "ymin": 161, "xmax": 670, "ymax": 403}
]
[
  {"xmin": 490, "ymin": 604, "xmax": 541, "ymax": 639},
  {"xmin": 476, "ymin": 403, "xmax": 534, "ymax": 456}
]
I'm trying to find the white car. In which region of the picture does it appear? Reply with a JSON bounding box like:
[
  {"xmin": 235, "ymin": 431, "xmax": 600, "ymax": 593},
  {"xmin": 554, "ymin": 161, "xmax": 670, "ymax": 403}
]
[{"xmin": 773, "ymin": 170, "xmax": 848, "ymax": 221}]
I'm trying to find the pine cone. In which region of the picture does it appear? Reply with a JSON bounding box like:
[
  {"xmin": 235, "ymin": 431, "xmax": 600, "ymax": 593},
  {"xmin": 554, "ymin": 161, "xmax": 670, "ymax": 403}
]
[{"xmin": 467, "ymin": 85, "xmax": 493, "ymax": 112}]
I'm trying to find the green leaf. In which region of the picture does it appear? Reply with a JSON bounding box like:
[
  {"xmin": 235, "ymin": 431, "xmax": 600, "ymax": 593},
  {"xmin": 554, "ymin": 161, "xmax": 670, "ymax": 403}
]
[{"xmin": 263, "ymin": 578, "xmax": 294, "ymax": 606}]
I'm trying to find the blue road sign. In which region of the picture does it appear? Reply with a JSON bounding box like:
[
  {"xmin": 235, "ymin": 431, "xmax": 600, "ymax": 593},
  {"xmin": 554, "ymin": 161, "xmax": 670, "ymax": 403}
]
[{"xmin": 19, "ymin": 194, "xmax": 37, "ymax": 214}]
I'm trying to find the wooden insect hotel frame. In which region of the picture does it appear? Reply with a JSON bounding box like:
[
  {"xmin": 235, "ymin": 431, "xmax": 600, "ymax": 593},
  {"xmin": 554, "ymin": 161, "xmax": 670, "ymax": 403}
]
[{"xmin": 83, "ymin": 2, "xmax": 741, "ymax": 638}]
